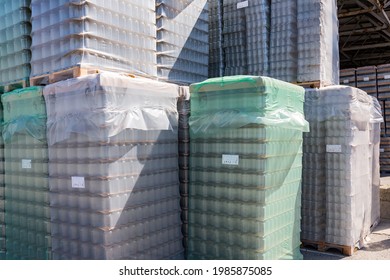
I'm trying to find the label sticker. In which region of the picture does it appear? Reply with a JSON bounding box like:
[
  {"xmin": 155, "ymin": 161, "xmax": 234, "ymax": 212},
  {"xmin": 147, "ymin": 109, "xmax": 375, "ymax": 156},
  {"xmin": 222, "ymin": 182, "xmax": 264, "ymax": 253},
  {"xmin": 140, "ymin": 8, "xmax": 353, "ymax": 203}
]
[
  {"xmin": 343, "ymin": 79, "xmax": 349, "ymax": 84},
  {"xmin": 222, "ymin": 155, "xmax": 239, "ymax": 165},
  {"xmin": 326, "ymin": 145, "xmax": 342, "ymax": 153},
  {"xmin": 237, "ymin": 1, "xmax": 249, "ymax": 9},
  {"xmin": 22, "ymin": 159, "xmax": 32, "ymax": 169},
  {"xmin": 72, "ymin": 177, "xmax": 85, "ymax": 189},
  {"xmin": 380, "ymin": 148, "xmax": 385, "ymax": 153},
  {"xmin": 384, "ymin": 75, "xmax": 390, "ymax": 80},
  {"xmin": 363, "ymin": 77, "xmax": 370, "ymax": 82}
]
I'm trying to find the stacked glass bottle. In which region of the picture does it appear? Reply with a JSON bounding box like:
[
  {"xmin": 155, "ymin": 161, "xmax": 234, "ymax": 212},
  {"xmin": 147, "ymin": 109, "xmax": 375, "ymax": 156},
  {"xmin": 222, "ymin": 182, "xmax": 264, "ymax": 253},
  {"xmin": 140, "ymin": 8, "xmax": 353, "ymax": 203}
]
[
  {"xmin": 44, "ymin": 72, "xmax": 183, "ymax": 259},
  {"xmin": 1, "ymin": 86, "xmax": 50, "ymax": 259},
  {"xmin": 30, "ymin": 0, "xmax": 157, "ymax": 78},
  {"xmin": 177, "ymin": 86, "xmax": 190, "ymax": 253},
  {"xmin": 156, "ymin": 0, "xmax": 209, "ymax": 85},
  {"xmin": 0, "ymin": 101, "xmax": 5, "ymax": 260},
  {"xmin": 0, "ymin": 0, "xmax": 32, "ymax": 88},
  {"xmin": 302, "ymin": 86, "xmax": 382, "ymax": 248},
  {"xmin": 297, "ymin": 0, "xmax": 339, "ymax": 85},
  {"xmin": 187, "ymin": 76, "xmax": 308, "ymax": 260},
  {"xmin": 208, "ymin": 0, "xmax": 224, "ymax": 78},
  {"xmin": 270, "ymin": 0, "xmax": 297, "ymax": 82}
]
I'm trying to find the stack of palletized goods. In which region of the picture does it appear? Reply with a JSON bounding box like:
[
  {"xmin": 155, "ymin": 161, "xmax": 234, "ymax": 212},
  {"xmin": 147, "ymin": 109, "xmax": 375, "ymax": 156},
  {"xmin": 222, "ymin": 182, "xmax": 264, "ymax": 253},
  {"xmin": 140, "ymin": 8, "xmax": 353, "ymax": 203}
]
[
  {"xmin": 222, "ymin": 0, "xmax": 270, "ymax": 76},
  {"xmin": 208, "ymin": 0, "xmax": 224, "ymax": 78},
  {"xmin": 269, "ymin": 0, "xmax": 297, "ymax": 82},
  {"xmin": 177, "ymin": 86, "xmax": 190, "ymax": 254},
  {"xmin": 376, "ymin": 64, "xmax": 390, "ymax": 172},
  {"xmin": 0, "ymin": 0, "xmax": 32, "ymax": 90},
  {"xmin": 340, "ymin": 68, "xmax": 357, "ymax": 88},
  {"xmin": 44, "ymin": 72, "xmax": 183, "ymax": 260},
  {"xmin": 297, "ymin": 0, "xmax": 339, "ymax": 86},
  {"xmin": 30, "ymin": 0, "xmax": 157, "ymax": 79},
  {"xmin": 356, "ymin": 66, "xmax": 377, "ymax": 98},
  {"xmin": 156, "ymin": 0, "xmax": 209, "ymax": 85},
  {"xmin": 302, "ymin": 86, "xmax": 382, "ymax": 251},
  {"xmin": 0, "ymin": 102, "xmax": 4, "ymax": 260},
  {"xmin": 187, "ymin": 76, "xmax": 308, "ymax": 260},
  {"xmin": 1, "ymin": 86, "xmax": 50, "ymax": 260}
]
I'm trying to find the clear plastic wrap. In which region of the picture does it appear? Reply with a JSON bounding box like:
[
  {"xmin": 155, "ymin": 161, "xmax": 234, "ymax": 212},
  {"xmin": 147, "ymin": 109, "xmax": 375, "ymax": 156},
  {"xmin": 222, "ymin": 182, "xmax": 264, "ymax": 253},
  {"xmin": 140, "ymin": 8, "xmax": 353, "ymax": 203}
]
[
  {"xmin": 302, "ymin": 86, "xmax": 383, "ymax": 247},
  {"xmin": 30, "ymin": 0, "xmax": 157, "ymax": 77},
  {"xmin": 156, "ymin": 0, "xmax": 209, "ymax": 84},
  {"xmin": 189, "ymin": 76, "xmax": 309, "ymax": 135},
  {"xmin": 0, "ymin": 0, "xmax": 32, "ymax": 86},
  {"xmin": 44, "ymin": 72, "xmax": 180, "ymax": 145},
  {"xmin": 297, "ymin": 0, "xmax": 339, "ymax": 85}
]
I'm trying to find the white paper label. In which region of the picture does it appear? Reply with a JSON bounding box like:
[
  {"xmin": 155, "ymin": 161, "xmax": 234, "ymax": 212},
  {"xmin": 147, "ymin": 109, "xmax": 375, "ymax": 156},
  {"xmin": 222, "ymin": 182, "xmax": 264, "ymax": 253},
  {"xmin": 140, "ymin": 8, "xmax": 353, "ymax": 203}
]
[
  {"xmin": 22, "ymin": 159, "xmax": 32, "ymax": 169},
  {"xmin": 380, "ymin": 148, "xmax": 385, "ymax": 153},
  {"xmin": 237, "ymin": 1, "xmax": 249, "ymax": 9},
  {"xmin": 384, "ymin": 75, "xmax": 390, "ymax": 80},
  {"xmin": 343, "ymin": 79, "xmax": 349, "ymax": 84},
  {"xmin": 364, "ymin": 77, "xmax": 370, "ymax": 82},
  {"xmin": 72, "ymin": 176, "xmax": 85, "ymax": 189},
  {"xmin": 326, "ymin": 145, "xmax": 342, "ymax": 153},
  {"xmin": 222, "ymin": 155, "xmax": 239, "ymax": 165}
]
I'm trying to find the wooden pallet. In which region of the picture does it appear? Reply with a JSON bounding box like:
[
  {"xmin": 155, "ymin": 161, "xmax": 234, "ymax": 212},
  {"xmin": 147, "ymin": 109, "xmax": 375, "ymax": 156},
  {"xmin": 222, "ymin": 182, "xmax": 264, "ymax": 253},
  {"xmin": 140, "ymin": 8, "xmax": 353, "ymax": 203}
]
[
  {"xmin": 0, "ymin": 79, "xmax": 29, "ymax": 93},
  {"xmin": 30, "ymin": 66, "xmax": 103, "ymax": 86},
  {"xmin": 301, "ymin": 239, "xmax": 357, "ymax": 256},
  {"xmin": 295, "ymin": 81, "xmax": 322, "ymax": 89}
]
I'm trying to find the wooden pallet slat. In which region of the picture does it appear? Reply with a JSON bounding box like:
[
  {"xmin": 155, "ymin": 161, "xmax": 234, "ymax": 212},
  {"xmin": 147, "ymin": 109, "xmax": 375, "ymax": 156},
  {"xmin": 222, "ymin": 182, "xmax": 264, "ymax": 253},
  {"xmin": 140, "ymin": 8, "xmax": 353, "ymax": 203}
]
[
  {"xmin": 30, "ymin": 66, "xmax": 102, "ymax": 86},
  {"xmin": 0, "ymin": 78, "xmax": 30, "ymax": 93},
  {"xmin": 301, "ymin": 239, "xmax": 357, "ymax": 256}
]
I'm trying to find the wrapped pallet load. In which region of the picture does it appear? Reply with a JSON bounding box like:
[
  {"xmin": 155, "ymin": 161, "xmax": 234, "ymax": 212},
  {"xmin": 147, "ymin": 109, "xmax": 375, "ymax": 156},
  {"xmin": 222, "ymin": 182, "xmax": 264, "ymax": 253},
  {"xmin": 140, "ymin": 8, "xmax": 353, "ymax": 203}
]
[
  {"xmin": 30, "ymin": 0, "xmax": 157, "ymax": 80},
  {"xmin": 156, "ymin": 0, "xmax": 209, "ymax": 85},
  {"xmin": 0, "ymin": 102, "xmax": 4, "ymax": 260},
  {"xmin": 1, "ymin": 87, "xmax": 50, "ymax": 259},
  {"xmin": 187, "ymin": 76, "xmax": 308, "ymax": 260},
  {"xmin": 44, "ymin": 72, "xmax": 183, "ymax": 260},
  {"xmin": 302, "ymin": 86, "xmax": 383, "ymax": 252},
  {"xmin": 177, "ymin": 86, "xmax": 191, "ymax": 254},
  {"xmin": 297, "ymin": 0, "xmax": 339, "ymax": 86},
  {"xmin": 0, "ymin": 0, "xmax": 32, "ymax": 90}
]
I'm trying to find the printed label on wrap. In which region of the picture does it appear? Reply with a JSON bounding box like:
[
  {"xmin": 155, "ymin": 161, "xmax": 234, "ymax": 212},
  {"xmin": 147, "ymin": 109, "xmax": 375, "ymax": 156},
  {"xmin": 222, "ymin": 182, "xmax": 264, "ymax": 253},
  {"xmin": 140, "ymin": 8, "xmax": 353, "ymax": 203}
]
[
  {"xmin": 22, "ymin": 159, "xmax": 32, "ymax": 169},
  {"xmin": 222, "ymin": 155, "xmax": 239, "ymax": 165},
  {"xmin": 326, "ymin": 145, "xmax": 342, "ymax": 153},
  {"xmin": 72, "ymin": 176, "xmax": 85, "ymax": 189},
  {"xmin": 237, "ymin": 1, "xmax": 249, "ymax": 9}
]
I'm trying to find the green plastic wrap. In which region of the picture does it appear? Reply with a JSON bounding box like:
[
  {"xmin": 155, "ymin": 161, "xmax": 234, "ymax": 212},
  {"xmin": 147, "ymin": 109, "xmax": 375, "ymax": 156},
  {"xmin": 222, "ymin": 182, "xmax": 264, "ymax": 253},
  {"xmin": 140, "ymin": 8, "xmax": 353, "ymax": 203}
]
[
  {"xmin": 1, "ymin": 87, "xmax": 46, "ymax": 142},
  {"xmin": 1, "ymin": 86, "xmax": 50, "ymax": 260},
  {"xmin": 189, "ymin": 76, "xmax": 309, "ymax": 135},
  {"xmin": 188, "ymin": 76, "xmax": 305, "ymax": 260}
]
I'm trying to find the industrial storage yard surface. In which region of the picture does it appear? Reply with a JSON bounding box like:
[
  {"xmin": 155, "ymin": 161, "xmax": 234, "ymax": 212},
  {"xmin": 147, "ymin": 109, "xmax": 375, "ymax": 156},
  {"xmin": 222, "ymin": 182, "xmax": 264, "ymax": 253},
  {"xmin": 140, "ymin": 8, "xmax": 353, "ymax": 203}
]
[{"xmin": 302, "ymin": 176, "xmax": 390, "ymax": 260}]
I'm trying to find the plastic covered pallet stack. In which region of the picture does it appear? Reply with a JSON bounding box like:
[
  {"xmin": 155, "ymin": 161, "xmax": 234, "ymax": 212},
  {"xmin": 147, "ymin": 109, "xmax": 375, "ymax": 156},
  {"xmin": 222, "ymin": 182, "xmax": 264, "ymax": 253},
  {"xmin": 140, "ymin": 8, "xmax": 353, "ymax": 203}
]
[
  {"xmin": 302, "ymin": 86, "xmax": 382, "ymax": 249},
  {"xmin": 0, "ymin": 0, "xmax": 32, "ymax": 89},
  {"xmin": 156, "ymin": 0, "xmax": 209, "ymax": 85},
  {"xmin": 1, "ymin": 87, "xmax": 51, "ymax": 260},
  {"xmin": 208, "ymin": 0, "xmax": 223, "ymax": 78},
  {"xmin": 222, "ymin": 0, "xmax": 270, "ymax": 76},
  {"xmin": 0, "ymin": 102, "xmax": 4, "ymax": 260},
  {"xmin": 44, "ymin": 72, "xmax": 183, "ymax": 260},
  {"xmin": 356, "ymin": 66, "xmax": 377, "ymax": 98},
  {"xmin": 269, "ymin": 0, "xmax": 297, "ymax": 82},
  {"xmin": 297, "ymin": 0, "xmax": 339, "ymax": 86},
  {"xmin": 187, "ymin": 76, "xmax": 308, "ymax": 260},
  {"xmin": 30, "ymin": 0, "xmax": 157, "ymax": 78},
  {"xmin": 177, "ymin": 86, "xmax": 190, "ymax": 253}
]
